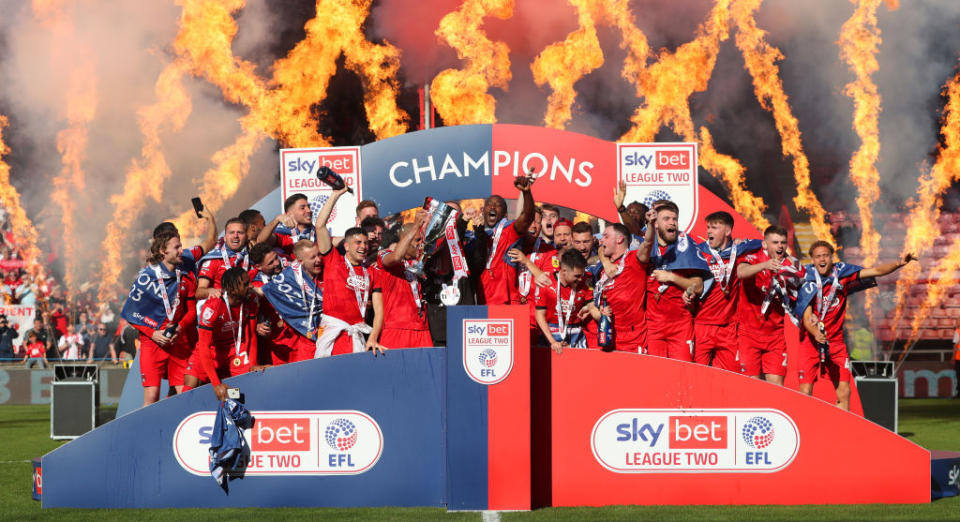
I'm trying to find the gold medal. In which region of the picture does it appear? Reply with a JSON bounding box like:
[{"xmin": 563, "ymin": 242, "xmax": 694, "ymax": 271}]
[{"xmin": 232, "ymin": 358, "xmax": 242, "ymax": 367}]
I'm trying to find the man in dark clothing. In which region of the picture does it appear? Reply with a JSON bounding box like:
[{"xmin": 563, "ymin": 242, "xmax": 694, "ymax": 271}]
[
  {"xmin": 87, "ymin": 324, "xmax": 117, "ymax": 363},
  {"xmin": 24, "ymin": 317, "xmax": 57, "ymax": 362},
  {"xmin": 0, "ymin": 315, "xmax": 17, "ymax": 361},
  {"xmin": 113, "ymin": 318, "xmax": 138, "ymax": 361}
]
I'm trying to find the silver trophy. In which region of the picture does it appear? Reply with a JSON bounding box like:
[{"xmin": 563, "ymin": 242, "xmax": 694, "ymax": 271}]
[{"xmin": 407, "ymin": 197, "xmax": 459, "ymax": 278}]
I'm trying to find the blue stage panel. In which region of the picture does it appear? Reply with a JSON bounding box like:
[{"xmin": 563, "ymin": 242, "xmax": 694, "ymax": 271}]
[{"xmin": 42, "ymin": 348, "xmax": 447, "ymax": 508}]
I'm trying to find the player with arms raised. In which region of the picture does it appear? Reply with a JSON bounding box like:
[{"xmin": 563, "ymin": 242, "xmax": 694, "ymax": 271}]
[{"xmin": 793, "ymin": 241, "xmax": 915, "ymax": 410}]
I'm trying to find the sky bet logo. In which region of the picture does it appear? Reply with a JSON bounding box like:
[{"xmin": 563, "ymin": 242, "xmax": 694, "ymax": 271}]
[
  {"xmin": 592, "ymin": 408, "xmax": 800, "ymax": 473},
  {"xmin": 622, "ymin": 150, "xmax": 690, "ymax": 169},
  {"xmin": 286, "ymin": 153, "xmax": 356, "ymax": 175},
  {"xmin": 463, "ymin": 319, "xmax": 514, "ymax": 385},
  {"xmin": 173, "ymin": 410, "xmax": 383, "ymax": 477}
]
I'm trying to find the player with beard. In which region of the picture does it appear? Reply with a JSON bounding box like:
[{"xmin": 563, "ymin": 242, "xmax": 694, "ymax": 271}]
[
  {"xmin": 793, "ymin": 241, "xmax": 914, "ymax": 410},
  {"xmin": 360, "ymin": 216, "xmax": 386, "ymax": 265},
  {"xmin": 689, "ymin": 212, "xmax": 761, "ymax": 372},
  {"xmin": 121, "ymin": 228, "xmax": 198, "ymax": 406},
  {"xmin": 535, "ymin": 249, "xmax": 598, "ymax": 352},
  {"xmin": 553, "ymin": 219, "xmax": 574, "ymax": 252},
  {"xmin": 736, "ymin": 226, "xmax": 803, "ymax": 385},
  {"xmin": 248, "ymin": 242, "xmax": 284, "ymax": 364},
  {"xmin": 197, "ymin": 218, "xmax": 250, "ymax": 300},
  {"xmin": 644, "ymin": 201, "xmax": 711, "ymax": 361},
  {"xmin": 368, "ymin": 209, "xmax": 431, "ymax": 349},
  {"xmin": 473, "ymin": 176, "xmax": 536, "ymax": 305},
  {"xmin": 571, "ymin": 222, "xmax": 596, "ymax": 261},
  {"xmin": 187, "ymin": 267, "xmax": 261, "ymax": 400},
  {"xmin": 540, "ymin": 204, "xmax": 560, "ymax": 245},
  {"xmin": 593, "ymin": 218, "xmax": 653, "ymax": 353},
  {"xmin": 260, "ymin": 240, "xmax": 325, "ymax": 363},
  {"xmin": 315, "ymin": 186, "xmax": 385, "ymax": 357},
  {"xmin": 257, "ymin": 193, "xmax": 316, "ymax": 259}
]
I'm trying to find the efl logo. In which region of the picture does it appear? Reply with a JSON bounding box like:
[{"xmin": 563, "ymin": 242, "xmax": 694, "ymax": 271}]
[
  {"xmin": 592, "ymin": 408, "xmax": 799, "ymax": 473},
  {"xmin": 462, "ymin": 319, "xmax": 514, "ymax": 385},
  {"xmin": 173, "ymin": 410, "xmax": 382, "ymax": 477}
]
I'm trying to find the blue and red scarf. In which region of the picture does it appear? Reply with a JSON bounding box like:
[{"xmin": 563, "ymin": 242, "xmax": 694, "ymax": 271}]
[{"xmin": 261, "ymin": 263, "xmax": 323, "ymax": 338}]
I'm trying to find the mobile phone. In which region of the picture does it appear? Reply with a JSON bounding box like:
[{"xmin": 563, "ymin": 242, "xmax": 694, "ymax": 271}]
[{"xmin": 191, "ymin": 197, "xmax": 204, "ymax": 218}]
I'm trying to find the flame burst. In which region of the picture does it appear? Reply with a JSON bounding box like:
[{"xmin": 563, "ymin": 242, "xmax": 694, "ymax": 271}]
[
  {"xmin": 731, "ymin": 0, "xmax": 827, "ymax": 239},
  {"xmin": 531, "ymin": 0, "xmax": 603, "ymax": 129},
  {"xmin": 616, "ymin": 0, "xmax": 769, "ymax": 230},
  {"xmin": 431, "ymin": 0, "xmax": 514, "ymax": 125},
  {"xmin": 98, "ymin": 60, "xmax": 192, "ymax": 301},
  {"xmin": 37, "ymin": 0, "xmax": 97, "ymax": 299},
  {"xmin": 839, "ymin": 0, "xmax": 895, "ymax": 319},
  {"xmin": 0, "ymin": 116, "xmax": 43, "ymax": 279},
  {"xmin": 891, "ymin": 69, "xmax": 960, "ymax": 332},
  {"xmin": 172, "ymin": 0, "xmax": 408, "ymax": 239}
]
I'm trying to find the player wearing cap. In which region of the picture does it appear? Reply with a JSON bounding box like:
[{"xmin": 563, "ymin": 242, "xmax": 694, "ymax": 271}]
[
  {"xmin": 736, "ymin": 226, "xmax": 802, "ymax": 385},
  {"xmin": 689, "ymin": 211, "xmax": 761, "ymax": 372},
  {"xmin": 187, "ymin": 267, "xmax": 261, "ymax": 400},
  {"xmin": 120, "ymin": 228, "xmax": 198, "ymax": 406},
  {"xmin": 644, "ymin": 201, "xmax": 711, "ymax": 361},
  {"xmin": 793, "ymin": 241, "xmax": 914, "ymax": 410},
  {"xmin": 257, "ymin": 193, "xmax": 317, "ymax": 260},
  {"xmin": 368, "ymin": 209, "xmax": 432, "ymax": 349},
  {"xmin": 196, "ymin": 217, "xmax": 250, "ymax": 300},
  {"xmin": 315, "ymin": 186, "xmax": 385, "ymax": 357}
]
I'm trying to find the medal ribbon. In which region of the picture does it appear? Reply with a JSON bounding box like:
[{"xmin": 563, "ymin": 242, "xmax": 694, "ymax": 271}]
[
  {"xmin": 151, "ymin": 265, "xmax": 181, "ymax": 322},
  {"xmin": 594, "ymin": 253, "xmax": 627, "ymax": 304},
  {"xmin": 485, "ymin": 219, "xmax": 508, "ymax": 270},
  {"xmin": 814, "ymin": 266, "xmax": 840, "ymax": 323},
  {"xmin": 292, "ymin": 262, "xmax": 319, "ymax": 334},
  {"xmin": 518, "ymin": 237, "xmax": 542, "ymax": 297},
  {"xmin": 344, "ymin": 256, "xmax": 370, "ymax": 316},
  {"xmin": 222, "ymin": 294, "xmax": 245, "ymax": 361},
  {"xmin": 220, "ymin": 246, "xmax": 249, "ymax": 271},
  {"xmin": 555, "ymin": 279, "xmax": 576, "ymax": 340},
  {"xmin": 708, "ymin": 242, "xmax": 737, "ymax": 293},
  {"xmin": 403, "ymin": 258, "xmax": 423, "ymax": 313}
]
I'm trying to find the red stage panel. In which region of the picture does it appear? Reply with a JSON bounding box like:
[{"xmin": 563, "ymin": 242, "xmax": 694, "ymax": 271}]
[{"xmin": 544, "ymin": 349, "xmax": 928, "ymax": 505}]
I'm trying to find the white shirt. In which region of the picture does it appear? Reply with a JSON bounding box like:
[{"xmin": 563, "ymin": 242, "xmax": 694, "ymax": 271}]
[{"xmin": 58, "ymin": 334, "xmax": 85, "ymax": 360}]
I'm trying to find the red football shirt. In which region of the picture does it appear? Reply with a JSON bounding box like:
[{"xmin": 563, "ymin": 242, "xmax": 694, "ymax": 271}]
[
  {"xmin": 645, "ymin": 245, "xmax": 694, "ymax": 329},
  {"xmin": 26, "ymin": 342, "xmax": 45, "ymax": 358},
  {"xmin": 322, "ymin": 248, "xmax": 372, "ymax": 325},
  {"xmin": 478, "ymin": 221, "xmax": 522, "ymax": 305},
  {"xmin": 198, "ymin": 249, "xmax": 251, "ymax": 289},
  {"xmin": 599, "ymin": 251, "xmax": 647, "ymax": 334},
  {"xmin": 738, "ymin": 251, "xmax": 800, "ymax": 340},
  {"xmin": 804, "ymin": 270, "xmax": 860, "ymax": 341},
  {"xmin": 197, "ymin": 296, "xmax": 258, "ymax": 384},
  {"xmin": 534, "ymin": 274, "xmax": 592, "ymax": 327},
  {"xmin": 696, "ymin": 248, "xmax": 744, "ymax": 326},
  {"xmin": 373, "ymin": 251, "xmax": 428, "ymax": 331}
]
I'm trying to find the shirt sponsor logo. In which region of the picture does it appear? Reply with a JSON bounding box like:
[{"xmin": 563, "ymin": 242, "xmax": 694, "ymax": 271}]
[
  {"xmin": 462, "ymin": 319, "xmax": 514, "ymax": 385},
  {"xmin": 173, "ymin": 410, "xmax": 382, "ymax": 476},
  {"xmin": 592, "ymin": 408, "xmax": 799, "ymax": 473}
]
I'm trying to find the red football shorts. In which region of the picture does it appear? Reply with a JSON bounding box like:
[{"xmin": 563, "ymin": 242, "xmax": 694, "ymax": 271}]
[
  {"xmin": 798, "ymin": 336, "xmax": 850, "ymax": 384},
  {"xmin": 738, "ymin": 328, "xmax": 787, "ymax": 377},
  {"xmin": 140, "ymin": 335, "xmax": 191, "ymax": 387},
  {"xmin": 613, "ymin": 324, "xmax": 645, "ymax": 354},
  {"xmin": 646, "ymin": 319, "xmax": 694, "ymax": 362},
  {"xmin": 379, "ymin": 328, "xmax": 433, "ymax": 350},
  {"xmin": 273, "ymin": 323, "xmax": 318, "ymax": 363},
  {"xmin": 694, "ymin": 323, "xmax": 738, "ymax": 372}
]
